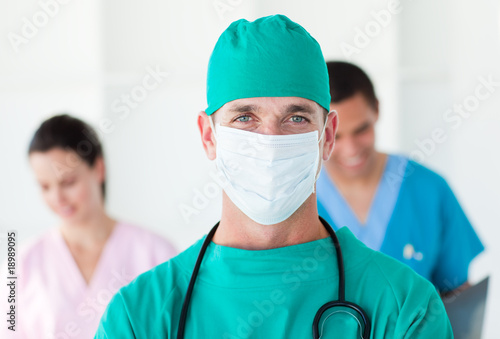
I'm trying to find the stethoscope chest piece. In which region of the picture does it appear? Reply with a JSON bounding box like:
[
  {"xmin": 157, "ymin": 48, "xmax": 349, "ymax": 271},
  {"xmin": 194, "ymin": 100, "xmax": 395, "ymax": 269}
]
[{"xmin": 312, "ymin": 300, "xmax": 371, "ymax": 339}]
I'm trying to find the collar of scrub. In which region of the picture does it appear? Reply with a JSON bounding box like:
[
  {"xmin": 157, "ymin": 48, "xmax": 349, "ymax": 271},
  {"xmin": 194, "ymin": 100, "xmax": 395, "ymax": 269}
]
[{"xmin": 316, "ymin": 154, "xmax": 408, "ymax": 251}]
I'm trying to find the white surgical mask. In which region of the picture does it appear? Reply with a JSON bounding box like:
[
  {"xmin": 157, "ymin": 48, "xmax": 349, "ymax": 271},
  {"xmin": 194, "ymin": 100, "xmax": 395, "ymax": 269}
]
[{"xmin": 211, "ymin": 115, "xmax": 330, "ymax": 225}]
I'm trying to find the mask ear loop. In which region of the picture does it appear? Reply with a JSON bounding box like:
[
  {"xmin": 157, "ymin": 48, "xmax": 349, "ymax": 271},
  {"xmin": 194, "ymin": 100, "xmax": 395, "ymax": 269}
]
[
  {"xmin": 318, "ymin": 110, "xmax": 336, "ymax": 143},
  {"xmin": 314, "ymin": 110, "xmax": 336, "ymax": 189},
  {"xmin": 208, "ymin": 114, "xmax": 218, "ymax": 141}
]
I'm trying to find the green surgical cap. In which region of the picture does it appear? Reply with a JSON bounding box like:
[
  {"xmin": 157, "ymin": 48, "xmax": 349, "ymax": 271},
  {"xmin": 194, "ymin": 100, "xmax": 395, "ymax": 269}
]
[{"xmin": 206, "ymin": 14, "xmax": 331, "ymax": 115}]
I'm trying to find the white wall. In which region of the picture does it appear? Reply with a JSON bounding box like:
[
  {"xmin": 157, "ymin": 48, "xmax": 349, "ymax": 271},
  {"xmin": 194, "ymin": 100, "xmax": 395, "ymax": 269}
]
[
  {"xmin": 397, "ymin": 1, "xmax": 500, "ymax": 337},
  {"xmin": 0, "ymin": 0, "xmax": 103, "ymax": 241},
  {"xmin": 1, "ymin": 0, "xmax": 499, "ymax": 337}
]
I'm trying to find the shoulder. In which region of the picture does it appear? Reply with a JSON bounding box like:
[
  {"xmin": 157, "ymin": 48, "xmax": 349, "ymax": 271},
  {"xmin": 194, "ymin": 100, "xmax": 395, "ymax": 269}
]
[
  {"xmin": 339, "ymin": 226, "xmax": 439, "ymax": 301},
  {"xmin": 392, "ymin": 156, "xmax": 451, "ymax": 197},
  {"xmin": 114, "ymin": 222, "xmax": 177, "ymax": 256},
  {"xmin": 17, "ymin": 229, "xmax": 57, "ymax": 271},
  {"xmin": 116, "ymin": 236, "xmax": 203, "ymax": 304},
  {"xmin": 114, "ymin": 221, "xmax": 164, "ymax": 241},
  {"xmin": 97, "ymin": 237, "xmax": 205, "ymax": 336},
  {"xmin": 402, "ymin": 157, "xmax": 448, "ymax": 186},
  {"xmin": 338, "ymin": 227, "xmax": 452, "ymax": 335},
  {"xmin": 7, "ymin": 229, "xmax": 60, "ymax": 289}
]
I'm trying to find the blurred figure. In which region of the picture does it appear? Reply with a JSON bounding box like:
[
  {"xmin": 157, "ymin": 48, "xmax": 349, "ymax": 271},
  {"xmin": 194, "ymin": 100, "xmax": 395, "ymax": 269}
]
[
  {"xmin": 317, "ymin": 61, "xmax": 484, "ymax": 294},
  {"xmin": 6, "ymin": 114, "xmax": 176, "ymax": 338}
]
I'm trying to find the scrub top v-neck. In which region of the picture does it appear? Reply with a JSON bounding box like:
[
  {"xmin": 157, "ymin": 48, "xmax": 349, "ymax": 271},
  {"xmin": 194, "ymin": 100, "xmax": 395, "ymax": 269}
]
[
  {"xmin": 317, "ymin": 154, "xmax": 406, "ymax": 251},
  {"xmin": 2, "ymin": 222, "xmax": 176, "ymax": 339},
  {"xmin": 317, "ymin": 154, "xmax": 484, "ymax": 291}
]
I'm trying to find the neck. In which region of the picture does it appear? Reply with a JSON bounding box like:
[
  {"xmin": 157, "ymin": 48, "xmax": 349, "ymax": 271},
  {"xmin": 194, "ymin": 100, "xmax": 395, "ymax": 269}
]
[
  {"xmin": 59, "ymin": 209, "xmax": 116, "ymax": 249},
  {"xmin": 213, "ymin": 193, "xmax": 329, "ymax": 250},
  {"xmin": 326, "ymin": 152, "xmax": 387, "ymax": 187}
]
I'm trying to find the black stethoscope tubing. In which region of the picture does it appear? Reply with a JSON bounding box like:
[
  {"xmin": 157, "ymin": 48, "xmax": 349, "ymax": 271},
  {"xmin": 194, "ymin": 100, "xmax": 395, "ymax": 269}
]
[{"xmin": 177, "ymin": 217, "xmax": 370, "ymax": 339}]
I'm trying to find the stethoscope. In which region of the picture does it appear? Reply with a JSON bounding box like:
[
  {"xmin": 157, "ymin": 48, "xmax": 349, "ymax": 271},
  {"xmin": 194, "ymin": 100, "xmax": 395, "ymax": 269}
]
[{"xmin": 177, "ymin": 217, "xmax": 371, "ymax": 339}]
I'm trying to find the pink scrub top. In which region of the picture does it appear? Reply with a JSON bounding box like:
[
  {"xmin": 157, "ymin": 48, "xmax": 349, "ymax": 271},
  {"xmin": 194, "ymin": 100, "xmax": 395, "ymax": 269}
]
[{"xmin": 2, "ymin": 222, "xmax": 176, "ymax": 339}]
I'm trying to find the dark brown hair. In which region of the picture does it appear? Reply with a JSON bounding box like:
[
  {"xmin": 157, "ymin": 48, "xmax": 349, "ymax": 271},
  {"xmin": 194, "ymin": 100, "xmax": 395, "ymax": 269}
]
[
  {"xmin": 326, "ymin": 61, "xmax": 378, "ymax": 110},
  {"xmin": 28, "ymin": 114, "xmax": 106, "ymax": 199}
]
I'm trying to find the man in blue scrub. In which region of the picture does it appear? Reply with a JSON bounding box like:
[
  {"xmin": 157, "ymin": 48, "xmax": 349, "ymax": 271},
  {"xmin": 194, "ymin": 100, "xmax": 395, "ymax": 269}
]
[
  {"xmin": 95, "ymin": 16, "xmax": 453, "ymax": 338},
  {"xmin": 317, "ymin": 61, "xmax": 484, "ymax": 294}
]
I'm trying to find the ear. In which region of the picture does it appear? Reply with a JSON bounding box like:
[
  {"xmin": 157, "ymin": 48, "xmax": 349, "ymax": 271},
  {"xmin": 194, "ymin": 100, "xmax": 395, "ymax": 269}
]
[
  {"xmin": 94, "ymin": 156, "xmax": 106, "ymax": 184},
  {"xmin": 198, "ymin": 111, "xmax": 217, "ymax": 160},
  {"xmin": 373, "ymin": 99, "xmax": 380, "ymax": 121},
  {"xmin": 322, "ymin": 111, "xmax": 339, "ymax": 161}
]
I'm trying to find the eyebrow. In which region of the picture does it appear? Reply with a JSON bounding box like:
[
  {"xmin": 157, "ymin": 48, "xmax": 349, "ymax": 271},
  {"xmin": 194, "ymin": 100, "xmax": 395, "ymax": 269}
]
[
  {"xmin": 353, "ymin": 121, "xmax": 371, "ymax": 134},
  {"xmin": 284, "ymin": 103, "xmax": 316, "ymax": 115},
  {"xmin": 226, "ymin": 102, "xmax": 318, "ymax": 115},
  {"xmin": 229, "ymin": 104, "xmax": 316, "ymax": 114},
  {"xmin": 227, "ymin": 104, "xmax": 259, "ymax": 114}
]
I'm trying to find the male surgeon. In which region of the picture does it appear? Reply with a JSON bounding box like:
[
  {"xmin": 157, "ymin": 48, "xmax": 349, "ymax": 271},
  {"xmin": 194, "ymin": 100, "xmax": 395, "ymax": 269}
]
[
  {"xmin": 95, "ymin": 15, "xmax": 453, "ymax": 338},
  {"xmin": 316, "ymin": 61, "xmax": 484, "ymax": 295}
]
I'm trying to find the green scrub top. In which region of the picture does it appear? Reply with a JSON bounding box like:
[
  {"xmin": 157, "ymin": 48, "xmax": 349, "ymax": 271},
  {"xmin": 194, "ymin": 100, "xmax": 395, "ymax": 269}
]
[{"xmin": 95, "ymin": 227, "xmax": 453, "ymax": 338}]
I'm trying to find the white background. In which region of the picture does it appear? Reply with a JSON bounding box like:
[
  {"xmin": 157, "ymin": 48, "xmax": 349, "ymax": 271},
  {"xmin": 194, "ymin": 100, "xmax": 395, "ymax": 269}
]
[{"xmin": 0, "ymin": 0, "xmax": 499, "ymax": 337}]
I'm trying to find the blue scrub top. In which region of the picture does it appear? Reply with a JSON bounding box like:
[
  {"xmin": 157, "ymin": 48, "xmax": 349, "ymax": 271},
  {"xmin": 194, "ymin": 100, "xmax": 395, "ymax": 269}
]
[{"xmin": 317, "ymin": 154, "xmax": 484, "ymax": 292}]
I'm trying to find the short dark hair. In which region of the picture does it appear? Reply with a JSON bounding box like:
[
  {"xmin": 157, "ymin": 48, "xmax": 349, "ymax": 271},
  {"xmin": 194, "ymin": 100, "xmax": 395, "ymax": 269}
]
[
  {"xmin": 326, "ymin": 61, "xmax": 378, "ymax": 110},
  {"xmin": 28, "ymin": 114, "xmax": 106, "ymax": 199}
]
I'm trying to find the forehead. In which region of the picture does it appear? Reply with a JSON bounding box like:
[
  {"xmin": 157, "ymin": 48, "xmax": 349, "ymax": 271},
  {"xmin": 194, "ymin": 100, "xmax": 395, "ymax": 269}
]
[
  {"xmin": 330, "ymin": 93, "xmax": 377, "ymax": 131},
  {"xmin": 217, "ymin": 97, "xmax": 322, "ymax": 116},
  {"xmin": 30, "ymin": 148, "xmax": 85, "ymax": 181}
]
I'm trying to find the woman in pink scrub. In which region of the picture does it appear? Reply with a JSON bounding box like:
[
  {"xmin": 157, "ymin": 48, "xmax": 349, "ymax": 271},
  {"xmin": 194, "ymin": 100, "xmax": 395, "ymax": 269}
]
[{"xmin": 10, "ymin": 114, "xmax": 176, "ymax": 338}]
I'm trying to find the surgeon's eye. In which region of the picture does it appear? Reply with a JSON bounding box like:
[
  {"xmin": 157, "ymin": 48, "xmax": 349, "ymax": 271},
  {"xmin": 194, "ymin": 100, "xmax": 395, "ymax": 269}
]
[
  {"xmin": 234, "ymin": 115, "xmax": 252, "ymax": 123},
  {"xmin": 290, "ymin": 115, "xmax": 308, "ymax": 123}
]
